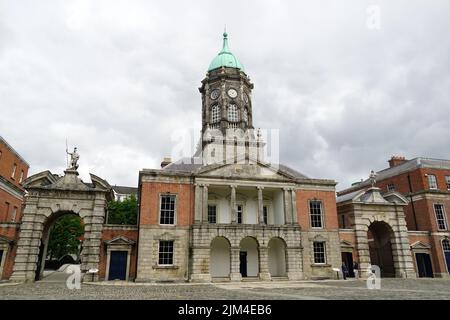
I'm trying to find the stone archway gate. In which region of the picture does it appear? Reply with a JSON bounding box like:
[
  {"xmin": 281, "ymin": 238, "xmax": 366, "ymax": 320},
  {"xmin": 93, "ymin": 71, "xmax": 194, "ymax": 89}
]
[{"xmin": 10, "ymin": 169, "xmax": 112, "ymax": 282}]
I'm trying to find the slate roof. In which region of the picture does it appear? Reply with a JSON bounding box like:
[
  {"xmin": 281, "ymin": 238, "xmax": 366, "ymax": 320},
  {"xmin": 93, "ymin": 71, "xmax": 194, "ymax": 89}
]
[
  {"xmin": 112, "ymin": 185, "xmax": 138, "ymax": 195},
  {"xmin": 339, "ymin": 157, "xmax": 450, "ymax": 194},
  {"xmin": 161, "ymin": 157, "xmax": 309, "ymax": 179}
]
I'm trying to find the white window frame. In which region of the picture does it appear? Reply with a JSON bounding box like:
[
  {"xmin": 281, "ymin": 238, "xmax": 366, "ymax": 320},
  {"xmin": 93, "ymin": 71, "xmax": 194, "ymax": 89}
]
[
  {"xmin": 11, "ymin": 164, "xmax": 16, "ymax": 179},
  {"xmin": 434, "ymin": 203, "xmax": 448, "ymax": 231},
  {"xmin": 309, "ymin": 200, "xmax": 324, "ymax": 229},
  {"xmin": 207, "ymin": 202, "xmax": 218, "ymax": 224},
  {"xmin": 313, "ymin": 241, "xmax": 327, "ymax": 264},
  {"xmin": 428, "ymin": 174, "xmax": 438, "ymax": 190},
  {"xmin": 445, "ymin": 176, "xmax": 450, "ymax": 191},
  {"xmin": 387, "ymin": 183, "xmax": 395, "ymax": 192},
  {"xmin": 158, "ymin": 240, "xmax": 174, "ymax": 266},
  {"xmin": 262, "ymin": 201, "xmax": 272, "ymax": 225},
  {"xmin": 159, "ymin": 194, "xmax": 177, "ymax": 226}
]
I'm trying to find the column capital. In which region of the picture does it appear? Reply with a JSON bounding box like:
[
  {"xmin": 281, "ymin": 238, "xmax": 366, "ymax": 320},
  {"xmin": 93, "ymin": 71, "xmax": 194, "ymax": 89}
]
[
  {"xmin": 257, "ymin": 186, "xmax": 264, "ymax": 190},
  {"xmin": 230, "ymin": 184, "xmax": 237, "ymax": 189}
]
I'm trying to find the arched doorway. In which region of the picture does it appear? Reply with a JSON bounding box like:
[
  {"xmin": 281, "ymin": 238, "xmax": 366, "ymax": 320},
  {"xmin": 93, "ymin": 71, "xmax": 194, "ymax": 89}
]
[
  {"xmin": 268, "ymin": 237, "xmax": 287, "ymax": 277},
  {"xmin": 210, "ymin": 237, "xmax": 231, "ymax": 278},
  {"xmin": 35, "ymin": 211, "xmax": 84, "ymax": 281},
  {"xmin": 368, "ymin": 221, "xmax": 395, "ymax": 277},
  {"xmin": 239, "ymin": 237, "xmax": 259, "ymax": 277}
]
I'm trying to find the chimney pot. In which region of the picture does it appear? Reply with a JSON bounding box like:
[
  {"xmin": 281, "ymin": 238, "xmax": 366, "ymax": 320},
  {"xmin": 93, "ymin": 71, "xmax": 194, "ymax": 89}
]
[{"xmin": 388, "ymin": 155, "xmax": 407, "ymax": 168}]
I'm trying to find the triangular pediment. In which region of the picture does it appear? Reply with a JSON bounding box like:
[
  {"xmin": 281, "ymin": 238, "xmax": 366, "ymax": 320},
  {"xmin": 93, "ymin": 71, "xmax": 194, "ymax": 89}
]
[
  {"xmin": 195, "ymin": 160, "xmax": 297, "ymax": 182},
  {"xmin": 104, "ymin": 236, "xmax": 135, "ymax": 246},
  {"xmin": 410, "ymin": 241, "xmax": 431, "ymax": 250},
  {"xmin": 23, "ymin": 170, "xmax": 59, "ymax": 188}
]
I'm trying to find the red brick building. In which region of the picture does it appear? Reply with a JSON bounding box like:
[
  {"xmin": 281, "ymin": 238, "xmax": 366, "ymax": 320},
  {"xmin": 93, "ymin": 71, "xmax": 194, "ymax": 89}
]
[
  {"xmin": 0, "ymin": 136, "xmax": 29, "ymax": 279},
  {"xmin": 338, "ymin": 156, "xmax": 450, "ymax": 278}
]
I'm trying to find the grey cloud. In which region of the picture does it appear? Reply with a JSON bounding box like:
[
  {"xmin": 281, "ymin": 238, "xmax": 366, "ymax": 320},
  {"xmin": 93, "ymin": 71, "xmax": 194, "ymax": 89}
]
[{"xmin": 1, "ymin": 0, "xmax": 449, "ymax": 190}]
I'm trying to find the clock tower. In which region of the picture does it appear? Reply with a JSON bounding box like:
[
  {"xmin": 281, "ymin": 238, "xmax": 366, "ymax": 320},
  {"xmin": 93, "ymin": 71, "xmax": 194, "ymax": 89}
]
[{"xmin": 199, "ymin": 32, "xmax": 263, "ymax": 165}]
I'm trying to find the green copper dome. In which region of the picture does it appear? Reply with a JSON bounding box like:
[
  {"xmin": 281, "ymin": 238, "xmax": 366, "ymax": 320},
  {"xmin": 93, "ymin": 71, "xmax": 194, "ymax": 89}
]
[{"xmin": 208, "ymin": 32, "xmax": 245, "ymax": 72}]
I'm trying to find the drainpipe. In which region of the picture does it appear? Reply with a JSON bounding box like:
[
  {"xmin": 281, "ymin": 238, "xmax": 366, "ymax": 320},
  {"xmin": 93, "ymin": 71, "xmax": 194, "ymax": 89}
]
[{"xmin": 407, "ymin": 174, "xmax": 419, "ymax": 230}]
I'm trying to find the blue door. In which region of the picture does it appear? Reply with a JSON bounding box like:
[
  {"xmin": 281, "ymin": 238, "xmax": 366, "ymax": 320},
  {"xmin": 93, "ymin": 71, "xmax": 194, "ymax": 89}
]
[
  {"xmin": 445, "ymin": 252, "xmax": 450, "ymax": 274},
  {"xmin": 108, "ymin": 251, "xmax": 127, "ymax": 280}
]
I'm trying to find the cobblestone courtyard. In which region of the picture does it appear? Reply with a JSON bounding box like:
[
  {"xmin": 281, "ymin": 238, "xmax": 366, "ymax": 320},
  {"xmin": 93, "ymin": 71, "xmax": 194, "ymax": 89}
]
[{"xmin": 1, "ymin": 278, "xmax": 450, "ymax": 300}]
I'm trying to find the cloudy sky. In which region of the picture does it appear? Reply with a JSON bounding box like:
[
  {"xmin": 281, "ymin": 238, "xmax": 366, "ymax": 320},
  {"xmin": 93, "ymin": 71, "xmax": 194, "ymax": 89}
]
[{"xmin": 1, "ymin": 0, "xmax": 449, "ymax": 190}]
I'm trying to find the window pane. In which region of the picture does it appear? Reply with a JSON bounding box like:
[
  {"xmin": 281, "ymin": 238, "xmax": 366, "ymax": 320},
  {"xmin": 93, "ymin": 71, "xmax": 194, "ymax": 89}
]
[
  {"xmin": 263, "ymin": 206, "xmax": 268, "ymax": 224},
  {"xmin": 208, "ymin": 205, "xmax": 217, "ymax": 224},
  {"xmin": 434, "ymin": 204, "xmax": 447, "ymax": 230},
  {"xmin": 211, "ymin": 105, "xmax": 221, "ymax": 123},
  {"xmin": 310, "ymin": 201, "xmax": 323, "ymax": 228},
  {"xmin": 228, "ymin": 104, "xmax": 239, "ymax": 122},
  {"xmin": 446, "ymin": 176, "xmax": 450, "ymax": 190},
  {"xmin": 428, "ymin": 175, "xmax": 437, "ymax": 189},
  {"xmin": 442, "ymin": 239, "xmax": 450, "ymax": 252},
  {"xmin": 160, "ymin": 195, "xmax": 175, "ymax": 225},
  {"xmin": 158, "ymin": 240, "xmax": 174, "ymax": 265},
  {"xmin": 313, "ymin": 242, "xmax": 326, "ymax": 264},
  {"xmin": 237, "ymin": 205, "xmax": 242, "ymax": 224}
]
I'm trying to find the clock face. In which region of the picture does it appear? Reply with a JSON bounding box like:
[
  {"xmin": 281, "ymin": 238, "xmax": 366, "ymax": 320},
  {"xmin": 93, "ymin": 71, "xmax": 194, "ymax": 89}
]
[
  {"xmin": 243, "ymin": 93, "xmax": 249, "ymax": 103},
  {"xmin": 227, "ymin": 88, "xmax": 238, "ymax": 99},
  {"xmin": 210, "ymin": 89, "xmax": 220, "ymax": 100}
]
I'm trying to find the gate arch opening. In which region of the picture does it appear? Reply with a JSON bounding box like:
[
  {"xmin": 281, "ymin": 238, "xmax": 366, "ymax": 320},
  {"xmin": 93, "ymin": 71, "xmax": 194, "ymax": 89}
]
[
  {"xmin": 239, "ymin": 237, "xmax": 259, "ymax": 277},
  {"xmin": 36, "ymin": 211, "xmax": 84, "ymax": 281},
  {"xmin": 210, "ymin": 236, "xmax": 231, "ymax": 278},
  {"xmin": 368, "ymin": 221, "xmax": 395, "ymax": 277},
  {"xmin": 268, "ymin": 237, "xmax": 287, "ymax": 277}
]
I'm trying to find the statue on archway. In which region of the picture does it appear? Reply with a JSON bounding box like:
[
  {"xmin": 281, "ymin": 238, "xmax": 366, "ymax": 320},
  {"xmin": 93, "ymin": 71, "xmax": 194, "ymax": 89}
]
[
  {"xmin": 369, "ymin": 170, "xmax": 377, "ymax": 187},
  {"xmin": 66, "ymin": 147, "xmax": 80, "ymax": 170}
]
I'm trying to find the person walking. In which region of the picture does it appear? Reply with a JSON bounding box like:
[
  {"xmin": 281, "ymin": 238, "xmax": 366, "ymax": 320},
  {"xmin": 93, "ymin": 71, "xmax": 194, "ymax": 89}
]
[
  {"xmin": 353, "ymin": 261, "xmax": 359, "ymax": 279},
  {"xmin": 341, "ymin": 263, "xmax": 348, "ymax": 280}
]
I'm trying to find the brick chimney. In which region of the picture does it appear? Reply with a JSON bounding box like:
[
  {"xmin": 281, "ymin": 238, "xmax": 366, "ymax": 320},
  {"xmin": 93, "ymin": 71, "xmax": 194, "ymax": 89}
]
[
  {"xmin": 160, "ymin": 157, "xmax": 172, "ymax": 168},
  {"xmin": 388, "ymin": 155, "xmax": 407, "ymax": 168}
]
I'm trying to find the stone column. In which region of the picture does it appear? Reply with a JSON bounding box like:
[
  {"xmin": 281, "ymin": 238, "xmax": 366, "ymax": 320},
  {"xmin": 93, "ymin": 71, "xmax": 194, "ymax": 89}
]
[
  {"xmin": 392, "ymin": 206, "xmax": 416, "ymax": 278},
  {"xmin": 190, "ymin": 246, "xmax": 212, "ymax": 282},
  {"xmin": 354, "ymin": 218, "xmax": 372, "ymax": 279},
  {"xmin": 202, "ymin": 184, "xmax": 209, "ymax": 222},
  {"xmin": 257, "ymin": 186, "xmax": 265, "ymax": 224},
  {"xmin": 258, "ymin": 246, "xmax": 271, "ymax": 280},
  {"xmin": 81, "ymin": 196, "xmax": 106, "ymax": 282},
  {"xmin": 283, "ymin": 188, "xmax": 292, "ymax": 225},
  {"xmin": 286, "ymin": 247, "xmax": 304, "ymax": 280},
  {"xmin": 230, "ymin": 185, "xmax": 237, "ymax": 224},
  {"xmin": 230, "ymin": 246, "xmax": 242, "ymax": 281},
  {"xmin": 291, "ymin": 189, "xmax": 298, "ymax": 225},
  {"xmin": 10, "ymin": 197, "xmax": 43, "ymax": 282},
  {"xmin": 194, "ymin": 184, "xmax": 202, "ymax": 223}
]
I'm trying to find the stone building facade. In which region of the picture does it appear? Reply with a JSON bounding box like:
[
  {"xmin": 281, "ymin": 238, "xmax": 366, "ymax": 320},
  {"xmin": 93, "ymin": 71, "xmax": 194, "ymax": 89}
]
[
  {"xmin": 338, "ymin": 156, "xmax": 450, "ymax": 278},
  {"xmin": 135, "ymin": 32, "xmax": 342, "ymax": 282},
  {"xmin": 3, "ymin": 34, "xmax": 449, "ymax": 284}
]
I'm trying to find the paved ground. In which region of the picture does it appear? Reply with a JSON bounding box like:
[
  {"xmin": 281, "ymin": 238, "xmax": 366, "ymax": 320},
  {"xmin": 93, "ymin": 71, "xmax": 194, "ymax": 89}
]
[{"xmin": 1, "ymin": 277, "xmax": 450, "ymax": 300}]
